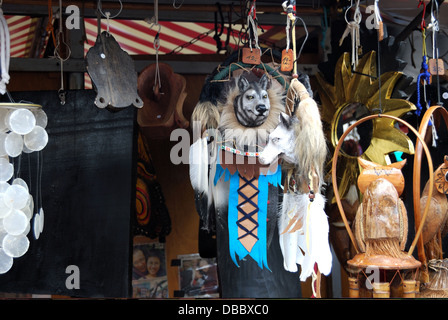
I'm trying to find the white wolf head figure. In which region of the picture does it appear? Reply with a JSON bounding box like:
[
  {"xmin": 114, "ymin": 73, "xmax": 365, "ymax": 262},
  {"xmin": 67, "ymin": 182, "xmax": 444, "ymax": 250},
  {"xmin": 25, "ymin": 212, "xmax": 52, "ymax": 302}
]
[
  {"xmin": 259, "ymin": 112, "xmax": 298, "ymax": 165},
  {"xmin": 234, "ymin": 74, "xmax": 271, "ymax": 127}
]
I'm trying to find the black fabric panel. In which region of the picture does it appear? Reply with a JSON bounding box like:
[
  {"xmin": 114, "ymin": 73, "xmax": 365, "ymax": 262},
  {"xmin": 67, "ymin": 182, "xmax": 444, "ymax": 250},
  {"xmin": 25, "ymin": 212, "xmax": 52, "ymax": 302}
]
[{"xmin": 0, "ymin": 90, "xmax": 136, "ymax": 297}]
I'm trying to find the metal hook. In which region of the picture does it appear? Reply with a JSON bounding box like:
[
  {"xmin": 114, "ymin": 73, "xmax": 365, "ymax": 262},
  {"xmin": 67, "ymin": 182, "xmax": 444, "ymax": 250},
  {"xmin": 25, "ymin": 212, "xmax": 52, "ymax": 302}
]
[
  {"xmin": 97, "ymin": 0, "xmax": 123, "ymax": 19},
  {"xmin": 173, "ymin": 0, "xmax": 184, "ymax": 9},
  {"xmin": 58, "ymin": 89, "xmax": 66, "ymax": 105}
]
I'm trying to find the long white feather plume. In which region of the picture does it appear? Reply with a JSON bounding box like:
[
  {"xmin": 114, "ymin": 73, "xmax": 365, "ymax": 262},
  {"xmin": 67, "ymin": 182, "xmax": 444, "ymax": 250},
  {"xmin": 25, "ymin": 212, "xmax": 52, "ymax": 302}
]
[
  {"xmin": 278, "ymin": 192, "xmax": 332, "ymax": 281},
  {"xmin": 306, "ymin": 193, "xmax": 332, "ymax": 278},
  {"xmin": 189, "ymin": 137, "xmax": 208, "ymax": 194}
]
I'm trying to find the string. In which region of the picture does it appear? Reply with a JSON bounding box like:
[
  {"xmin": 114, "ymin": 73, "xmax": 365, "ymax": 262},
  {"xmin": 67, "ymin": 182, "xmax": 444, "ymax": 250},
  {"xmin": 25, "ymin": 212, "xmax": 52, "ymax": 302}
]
[
  {"xmin": 429, "ymin": 0, "xmax": 441, "ymax": 105},
  {"xmin": 415, "ymin": 2, "xmax": 430, "ymax": 118},
  {"xmin": 173, "ymin": 0, "xmax": 184, "ymax": 9},
  {"xmin": 97, "ymin": 0, "xmax": 123, "ymax": 20},
  {"xmin": 247, "ymin": 0, "xmax": 259, "ymax": 52},
  {"xmin": 293, "ymin": 16, "xmax": 309, "ymax": 69},
  {"xmin": 416, "ymin": 29, "xmax": 431, "ymax": 117},
  {"xmin": 376, "ymin": 1, "xmax": 383, "ymax": 115},
  {"xmin": 47, "ymin": 0, "xmax": 56, "ymax": 47},
  {"xmin": 373, "ymin": 0, "xmax": 383, "ymax": 28},
  {"xmin": 427, "ymin": 0, "xmax": 440, "ymax": 146},
  {"xmin": 54, "ymin": 0, "xmax": 71, "ymax": 105},
  {"xmin": 38, "ymin": 151, "xmax": 43, "ymax": 212},
  {"xmin": 145, "ymin": 0, "xmax": 162, "ymax": 92}
]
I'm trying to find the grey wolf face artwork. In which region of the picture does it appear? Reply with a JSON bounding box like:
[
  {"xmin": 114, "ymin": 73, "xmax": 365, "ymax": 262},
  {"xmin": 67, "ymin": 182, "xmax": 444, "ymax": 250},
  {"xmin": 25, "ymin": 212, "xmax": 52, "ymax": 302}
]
[
  {"xmin": 234, "ymin": 74, "xmax": 271, "ymax": 127},
  {"xmin": 259, "ymin": 112, "xmax": 298, "ymax": 165}
]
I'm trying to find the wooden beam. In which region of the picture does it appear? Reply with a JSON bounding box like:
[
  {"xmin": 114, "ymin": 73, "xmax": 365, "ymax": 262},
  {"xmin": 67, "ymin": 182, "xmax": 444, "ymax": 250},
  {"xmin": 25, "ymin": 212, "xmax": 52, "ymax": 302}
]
[
  {"xmin": 2, "ymin": 1, "xmax": 323, "ymax": 14},
  {"xmin": 9, "ymin": 54, "xmax": 227, "ymax": 74},
  {"xmin": 1, "ymin": 1, "xmax": 324, "ymax": 25}
]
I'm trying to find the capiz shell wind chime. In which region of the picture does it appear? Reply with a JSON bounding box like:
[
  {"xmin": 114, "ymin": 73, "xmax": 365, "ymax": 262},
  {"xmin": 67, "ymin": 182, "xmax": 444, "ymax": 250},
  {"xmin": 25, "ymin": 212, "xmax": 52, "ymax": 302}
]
[
  {"xmin": 0, "ymin": 103, "xmax": 49, "ymax": 274},
  {"xmin": 0, "ymin": 5, "xmax": 48, "ymax": 274}
]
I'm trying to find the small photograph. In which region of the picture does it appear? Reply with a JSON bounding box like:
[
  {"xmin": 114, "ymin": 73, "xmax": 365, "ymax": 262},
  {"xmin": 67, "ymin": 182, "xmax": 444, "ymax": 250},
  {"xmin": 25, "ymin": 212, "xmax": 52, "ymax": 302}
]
[
  {"xmin": 178, "ymin": 253, "xmax": 219, "ymax": 298},
  {"xmin": 132, "ymin": 276, "xmax": 168, "ymax": 298},
  {"xmin": 132, "ymin": 241, "xmax": 168, "ymax": 298}
]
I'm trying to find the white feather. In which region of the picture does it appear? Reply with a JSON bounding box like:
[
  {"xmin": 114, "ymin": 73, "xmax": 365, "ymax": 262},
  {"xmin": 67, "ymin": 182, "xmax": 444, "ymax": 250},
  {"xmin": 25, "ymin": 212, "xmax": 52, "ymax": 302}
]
[
  {"xmin": 278, "ymin": 193, "xmax": 308, "ymax": 273},
  {"xmin": 308, "ymin": 194, "xmax": 332, "ymax": 276},
  {"xmin": 278, "ymin": 192, "xmax": 332, "ymax": 281},
  {"xmin": 189, "ymin": 138, "xmax": 208, "ymax": 193}
]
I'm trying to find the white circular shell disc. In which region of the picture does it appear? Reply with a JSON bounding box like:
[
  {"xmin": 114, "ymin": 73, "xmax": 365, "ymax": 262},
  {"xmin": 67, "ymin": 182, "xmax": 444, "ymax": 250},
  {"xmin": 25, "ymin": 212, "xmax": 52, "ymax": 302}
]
[
  {"xmin": 0, "ymin": 248, "xmax": 13, "ymax": 274},
  {"xmin": 2, "ymin": 233, "xmax": 29, "ymax": 258}
]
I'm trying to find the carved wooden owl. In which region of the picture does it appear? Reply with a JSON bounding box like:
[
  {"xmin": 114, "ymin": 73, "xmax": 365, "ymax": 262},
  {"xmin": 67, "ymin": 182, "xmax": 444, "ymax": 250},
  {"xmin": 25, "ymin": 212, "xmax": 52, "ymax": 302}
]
[{"xmin": 353, "ymin": 158, "xmax": 408, "ymax": 252}]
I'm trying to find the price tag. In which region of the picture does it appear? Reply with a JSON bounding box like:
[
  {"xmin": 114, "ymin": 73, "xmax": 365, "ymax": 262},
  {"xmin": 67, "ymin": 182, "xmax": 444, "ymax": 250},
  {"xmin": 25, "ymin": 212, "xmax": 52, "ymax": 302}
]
[
  {"xmin": 428, "ymin": 59, "xmax": 445, "ymax": 75},
  {"xmin": 378, "ymin": 21, "xmax": 384, "ymax": 41},
  {"xmin": 242, "ymin": 48, "xmax": 261, "ymax": 65},
  {"xmin": 281, "ymin": 49, "xmax": 294, "ymax": 72}
]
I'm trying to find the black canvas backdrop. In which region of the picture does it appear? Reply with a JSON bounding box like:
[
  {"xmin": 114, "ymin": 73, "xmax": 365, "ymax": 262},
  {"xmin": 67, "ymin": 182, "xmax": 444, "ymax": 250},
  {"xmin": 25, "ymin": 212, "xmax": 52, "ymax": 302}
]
[{"xmin": 0, "ymin": 90, "xmax": 136, "ymax": 297}]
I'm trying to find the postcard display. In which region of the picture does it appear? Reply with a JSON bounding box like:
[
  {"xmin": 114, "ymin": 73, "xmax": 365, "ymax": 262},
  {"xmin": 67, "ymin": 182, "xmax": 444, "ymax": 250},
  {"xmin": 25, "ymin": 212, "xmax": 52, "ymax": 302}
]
[{"xmin": 0, "ymin": 90, "xmax": 135, "ymax": 297}]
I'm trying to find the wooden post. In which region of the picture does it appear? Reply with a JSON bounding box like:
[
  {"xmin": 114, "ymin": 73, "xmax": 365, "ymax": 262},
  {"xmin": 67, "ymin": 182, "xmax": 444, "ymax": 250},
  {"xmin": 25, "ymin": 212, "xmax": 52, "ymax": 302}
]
[
  {"xmin": 372, "ymin": 282, "xmax": 390, "ymax": 298},
  {"xmin": 348, "ymin": 277, "xmax": 360, "ymax": 298},
  {"xmin": 402, "ymin": 280, "xmax": 417, "ymax": 298}
]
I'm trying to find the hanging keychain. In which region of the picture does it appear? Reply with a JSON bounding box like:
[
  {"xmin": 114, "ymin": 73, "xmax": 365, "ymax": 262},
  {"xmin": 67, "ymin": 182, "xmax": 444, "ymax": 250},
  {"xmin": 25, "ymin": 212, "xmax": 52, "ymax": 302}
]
[
  {"xmin": 242, "ymin": 0, "xmax": 261, "ymax": 65},
  {"xmin": 427, "ymin": 0, "xmax": 442, "ymax": 146},
  {"xmin": 339, "ymin": 0, "xmax": 362, "ymax": 70},
  {"xmin": 427, "ymin": 1, "xmax": 444, "ymax": 78},
  {"xmin": 281, "ymin": 1, "xmax": 295, "ymax": 72}
]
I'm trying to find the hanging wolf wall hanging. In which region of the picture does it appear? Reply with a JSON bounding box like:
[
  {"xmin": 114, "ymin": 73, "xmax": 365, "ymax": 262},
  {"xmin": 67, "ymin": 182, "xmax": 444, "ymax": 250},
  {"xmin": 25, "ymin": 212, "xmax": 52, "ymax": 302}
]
[{"xmin": 189, "ymin": 65, "xmax": 304, "ymax": 298}]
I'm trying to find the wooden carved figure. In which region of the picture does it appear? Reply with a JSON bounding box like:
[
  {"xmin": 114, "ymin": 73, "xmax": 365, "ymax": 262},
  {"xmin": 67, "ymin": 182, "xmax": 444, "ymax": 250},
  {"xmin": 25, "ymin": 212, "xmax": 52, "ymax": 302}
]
[
  {"xmin": 420, "ymin": 156, "xmax": 448, "ymax": 260},
  {"xmin": 347, "ymin": 158, "xmax": 421, "ymax": 298},
  {"xmin": 419, "ymin": 156, "xmax": 448, "ymax": 298}
]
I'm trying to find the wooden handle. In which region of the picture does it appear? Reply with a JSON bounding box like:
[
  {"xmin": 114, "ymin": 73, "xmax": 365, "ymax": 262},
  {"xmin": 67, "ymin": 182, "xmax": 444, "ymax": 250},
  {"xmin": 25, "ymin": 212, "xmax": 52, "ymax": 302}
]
[{"xmin": 412, "ymin": 106, "xmax": 448, "ymax": 280}]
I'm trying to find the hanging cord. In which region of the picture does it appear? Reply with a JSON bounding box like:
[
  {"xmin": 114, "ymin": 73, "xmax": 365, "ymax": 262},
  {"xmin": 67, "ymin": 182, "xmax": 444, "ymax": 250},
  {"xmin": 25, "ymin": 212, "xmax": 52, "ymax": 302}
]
[
  {"xmin": 97, "ymin": 0, "xmax": 123, "ymax": 35},
  {"xmin": 320, "ymin": 6, "xmax": 328, "ymax": 50},
  {"xmin": 173, "ymin": 0, "xmax": 184, "ymax": 9},
  {"xmin": 427, "ymin": 0, "xmax": 440, "ymax": 146},
  {"xmin": 47, "ymin": 0, "xmax": 57, "ymax": 48},
  {"xmin": 145, "ymin": 0, "xmax": 162, "ymax": 93},
  {"xmin": 268, "ymin": 3, "xmax": 308, "ymax": 79},
  {"xmin": 339, "ymin": 0, "xmax": 361, "ymax": 70},
  {"xmin": 416, "ymin": 31, "xmax": 431, "ymax": 117},
  {"xmin": 213, "ymin": 3, "xmax": 224, "ymax": 53},
  {"xmin": 293, "ymin": 16, "xmax": 308, "ymax": 69},
  {"xmin": 375, "ymin": 0, "xmax": 383, "ymax": 114},
  {"xmin": 247, "ymin": 0, "xmax": 260, "ymax": 52},
  {"xmin": 415, "ymin": 1, "xmax": 430, "ymax": 118},
  {"xmin": 282, "ymin": 1, "xmax": 293, "ymax": 53},
  {"xmin": 97, "ymin": 0, "xmax": 123, "ymax": 20},
  {"xmin": 54, "ymin": 0, "xmax": 71, "ymax": 105},
  {"xmin": 373, "ymin": 0, "xmax": 383, "ymax": 33},
  {"xmin": 428, "ymin": 0, "xmax": 441, "ymax": 105}
]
